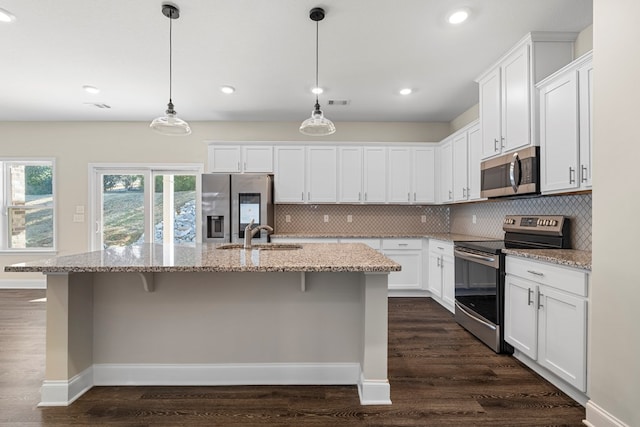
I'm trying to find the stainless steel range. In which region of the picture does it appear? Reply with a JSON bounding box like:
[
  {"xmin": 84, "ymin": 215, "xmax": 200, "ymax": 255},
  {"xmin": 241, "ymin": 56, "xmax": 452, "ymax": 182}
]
[{"xmin": 454, "ymin": 215, "xmax": 570, "ymax": 353}]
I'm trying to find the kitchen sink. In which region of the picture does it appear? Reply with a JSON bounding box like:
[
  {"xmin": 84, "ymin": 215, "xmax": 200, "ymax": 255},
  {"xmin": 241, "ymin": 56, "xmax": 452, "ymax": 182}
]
[{"xmin": 216, "ymin": 243, "xmax": 302, "ymax": 250}]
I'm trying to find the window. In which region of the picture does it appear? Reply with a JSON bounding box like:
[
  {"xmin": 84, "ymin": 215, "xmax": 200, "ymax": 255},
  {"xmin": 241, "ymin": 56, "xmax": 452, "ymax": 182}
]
[
  {"xmin": 0, "ymin": 159, "xmax": 55, "ymax": 252},
  {"xmin": 89, "ymin": 164, "xmax": 202, "ymax": 250}
]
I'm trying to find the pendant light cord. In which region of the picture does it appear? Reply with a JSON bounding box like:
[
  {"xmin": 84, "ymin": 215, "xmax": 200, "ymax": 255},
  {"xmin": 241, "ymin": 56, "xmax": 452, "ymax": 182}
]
[
  {"xmin": 169, "ymin": 10, "xmax": 173, "ymax": 105},
  {"xmin": 315, "ymin": 19, "xmax": 319, "ymax": 107}
]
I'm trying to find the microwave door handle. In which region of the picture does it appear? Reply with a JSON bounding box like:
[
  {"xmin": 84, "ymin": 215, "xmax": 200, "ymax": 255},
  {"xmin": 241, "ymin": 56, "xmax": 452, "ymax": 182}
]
[{"xmin": 509, "ymin": 153, "xmax": 521, "ymax": 193}]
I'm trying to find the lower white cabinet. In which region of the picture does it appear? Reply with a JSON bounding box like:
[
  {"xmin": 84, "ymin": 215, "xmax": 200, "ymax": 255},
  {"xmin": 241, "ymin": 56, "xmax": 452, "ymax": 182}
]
[
  {"xmin": 427, "ymin": 239, "xmax": 455, "ymax": 313},
  {"xmin": 381, "ymin": 239, "xmax": 422, "ymax": 291},
  {"xmin": 505, "ymin": 256, "xmax": 589, "ymax": 393}
]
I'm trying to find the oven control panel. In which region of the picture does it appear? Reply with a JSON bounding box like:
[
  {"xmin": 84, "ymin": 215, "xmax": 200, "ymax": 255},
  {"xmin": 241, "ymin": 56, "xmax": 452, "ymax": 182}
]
[{"xmin": 503, "ymin": 215, "xmax": 568, "ymax": 235}]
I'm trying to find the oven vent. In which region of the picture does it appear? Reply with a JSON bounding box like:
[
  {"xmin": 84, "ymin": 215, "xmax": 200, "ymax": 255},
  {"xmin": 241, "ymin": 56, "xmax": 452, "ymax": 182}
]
[{"xmin": 328, "ymin": 99, "xmax": 350, "ymax": 106}]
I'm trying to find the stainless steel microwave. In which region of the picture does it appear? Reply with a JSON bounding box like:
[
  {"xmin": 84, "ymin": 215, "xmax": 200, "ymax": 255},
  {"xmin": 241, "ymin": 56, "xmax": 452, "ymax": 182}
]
[{"xmin": 480, "ymin": 146, "xmax": 540, "ymax": 198}]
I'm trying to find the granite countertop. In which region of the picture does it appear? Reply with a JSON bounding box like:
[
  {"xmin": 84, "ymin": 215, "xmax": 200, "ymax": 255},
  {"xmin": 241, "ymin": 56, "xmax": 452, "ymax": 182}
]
[
  {"xmin": 272, "ymin": 233, "xmax": 497, "ymax": 242},
  {"xmin": 4, "ymin": 243, "xmax": 401, "ymax": 274},
  {"xmin": 503, "ymin": 248, "xmax": 592, "ymax": 271}
]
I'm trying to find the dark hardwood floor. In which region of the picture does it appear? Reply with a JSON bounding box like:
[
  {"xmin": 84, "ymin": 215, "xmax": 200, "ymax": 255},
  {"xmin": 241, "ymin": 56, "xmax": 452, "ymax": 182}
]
[{"xmin": 0, "ymin": 290, "xmax": 585, "ymax": 426}]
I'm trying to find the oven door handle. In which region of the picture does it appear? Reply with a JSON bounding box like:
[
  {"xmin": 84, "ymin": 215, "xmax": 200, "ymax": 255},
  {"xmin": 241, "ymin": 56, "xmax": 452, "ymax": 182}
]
[
  {"xmin": 454, "ymin": 249, "xmax": 496, "ymax": 263},
  {"xmin": 455, "ymin": 301, "xmax": 497, "ymax": 331}
]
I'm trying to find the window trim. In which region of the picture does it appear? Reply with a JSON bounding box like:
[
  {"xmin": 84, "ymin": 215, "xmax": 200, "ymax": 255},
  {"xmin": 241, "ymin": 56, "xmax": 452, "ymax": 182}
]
[{"xmin": 0, "ymin": 157, "xmax": 57, "ymax": 254}]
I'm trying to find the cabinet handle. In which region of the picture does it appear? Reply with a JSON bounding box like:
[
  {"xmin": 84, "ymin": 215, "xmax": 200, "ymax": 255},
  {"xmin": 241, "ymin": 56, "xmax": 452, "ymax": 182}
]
[
  {"xmin": 436, "ymin": 257, "xmax": 441, "ymax": 267},
  {"xmin": 398, "ymin": 243, "xmax": 408, "ymax": 246},
  {"xmin": 308, "ymin": 192, "xmax": 310, "ymax": 201},
  {"xmin": 527, "ymin": 270, "xmax": 544, "ymax": 277},
  {"xmin": 569, "ymin": 167, "xmax": 576, "ymax": 184},
  {"xmin": 365, "ymin": 192, "xmax": 368, "ymax": 201},
  {"xmin": 448, "ymin": 190, "xmax": 452, "ymax": 200},
  {"xmin": 408, "ymin": 192, "xmax": 411, "ymax": 202},
  {"xmin": 494, "ymin": 138, "xmax": 499, "ymax": 152},
  {"xmin": 467, "ymin": 187, "xmax": 471, "ymax": 199},
  {"xmin": 301, "ymin": 192, "xmax": 304, "ymax": 201},
  {"xmin": 501, "ymin": 136, "xmax": 505, "ymax": 149},
  {"xmin": 244, "ymin": 162, "xmax": 247, "ymax": 171},
  {"xmin": 237, "ymin": 162, "xmax": 241, "ymax": 172},
  {"xmin": 437, "ymin": 246, "xmax": 444, "ymax": 250},
  {"xmin": 581, "ymin": 165, "xmax": 588, "ymax": 183},
  {"xmin": 462, "ymin": 188, "xmax": 466, "ymax": 198},
  {"xmin": 527, "ymin": 288, "xmax": 533, "ymax": 306},
  {"xmin": 538, "ymin": 291, "xmax": 544, "ymax": 310},
  {"xmin": 414, "ymin": 192, "xmax": 416, "ymax": 201},
  {"xmin": 359, "ymin": 192, "xmax": 362, "ymax": 201}
]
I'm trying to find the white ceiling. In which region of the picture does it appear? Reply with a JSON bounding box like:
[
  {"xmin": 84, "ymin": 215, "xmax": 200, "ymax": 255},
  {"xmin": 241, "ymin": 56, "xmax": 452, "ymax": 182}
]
[{"xmin": 0, "ymin": 0, "xmax": 592, "ymax": 123}]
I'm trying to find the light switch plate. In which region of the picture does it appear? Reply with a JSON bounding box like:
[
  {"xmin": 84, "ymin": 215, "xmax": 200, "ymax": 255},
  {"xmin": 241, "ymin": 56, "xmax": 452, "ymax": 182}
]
[
  {"xmin": 421, "ymin": 215, "xmax": 427, "ymax": 223},
  {"xmin": 347, "ymin": 215, "xmax": 352, "ymax": 223},
  {"xmin": 285, "ymin": 215, "xmax": 291, "ymax": 223},
  {"xmin": 323, "ymin": 215, "xmax": 329, "ymax": 222}
]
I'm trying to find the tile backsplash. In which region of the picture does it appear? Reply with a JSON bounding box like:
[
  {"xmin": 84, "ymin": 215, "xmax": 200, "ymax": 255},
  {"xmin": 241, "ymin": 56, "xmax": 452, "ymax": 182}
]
[{"xmin": 274, "ymin": 193, "xmax": 592, "ymax": 251}]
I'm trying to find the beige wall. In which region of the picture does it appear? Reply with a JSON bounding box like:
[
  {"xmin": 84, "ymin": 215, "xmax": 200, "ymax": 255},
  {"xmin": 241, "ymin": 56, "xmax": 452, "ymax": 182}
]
[
  {"xmin": 589, "ymin": 1, "xmax": 640, "ymax": 426},
  {"xmin": 0, "ymin": 121, "xmax": 446, "ymax": 282}
]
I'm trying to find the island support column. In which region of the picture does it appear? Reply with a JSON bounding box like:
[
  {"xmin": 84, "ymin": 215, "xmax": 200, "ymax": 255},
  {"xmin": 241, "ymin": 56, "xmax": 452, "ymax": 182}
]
[
  {"xmin": 358, "ymin": 272, "xmax": 391, "ymax": 405},
  {"xmin": 40, "ymin": 272, "xmax": 95, "ymax": 406}
]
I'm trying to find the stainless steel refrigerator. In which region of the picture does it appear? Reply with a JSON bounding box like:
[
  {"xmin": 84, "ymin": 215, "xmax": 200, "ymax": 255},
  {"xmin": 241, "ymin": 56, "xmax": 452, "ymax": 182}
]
[{"xmin": 202, "ymin": 174, "xmax": 274, "ymax": 244}]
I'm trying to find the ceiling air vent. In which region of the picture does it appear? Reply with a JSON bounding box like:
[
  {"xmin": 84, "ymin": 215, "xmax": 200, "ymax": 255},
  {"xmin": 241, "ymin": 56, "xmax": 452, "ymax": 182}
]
[
  {"xmin": 84, "ymin": 102, "xmax": 111, "ymax": 109},
  {"xmin": 327, "ymin": 100, "xmax": 350, "ymax": 106}
]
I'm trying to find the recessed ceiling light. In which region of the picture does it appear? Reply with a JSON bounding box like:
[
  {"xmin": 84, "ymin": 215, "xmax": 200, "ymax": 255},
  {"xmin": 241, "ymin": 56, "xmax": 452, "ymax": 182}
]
[
  {"xmin": 0, "ymin": 7, "xmax": 16, "ymax": 23},
  {"xmin": 399, "ymin": 88, "xmax": 413, "ymax": 96},
  {"xmin": 82, "ymin": 85, "xmax": 100, "ymax": 94},
  {"xmin": 448, "ymin": 9, "xmax": 469, "ymax": 24},
  {"xmin": 220, "ymin": 85, "xmax": 235, "ymax": 94},
  {"xmin": 311, "ymin": 87, "xmax": 323, "ymax": 95}
]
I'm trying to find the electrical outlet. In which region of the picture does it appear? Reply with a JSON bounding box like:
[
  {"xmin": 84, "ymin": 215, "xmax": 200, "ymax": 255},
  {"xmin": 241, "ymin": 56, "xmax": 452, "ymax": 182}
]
[
  {"xmin": 285, "ymin": 215, "xmax": 291, "ymax": 223},
  {"xmin": 472, "ymin": 214, "xmax": 477, "ymax": 224},
  {"xmin": 421, "ymin": 215, "xmax": 427, "ymax": 223},
  {"xmin": 324, "ymin": 215, "xmax": 329, "ymax": 223},
  {"xmin": 347, "ymin": 215, "xmax": 353, "ymax": 223}
]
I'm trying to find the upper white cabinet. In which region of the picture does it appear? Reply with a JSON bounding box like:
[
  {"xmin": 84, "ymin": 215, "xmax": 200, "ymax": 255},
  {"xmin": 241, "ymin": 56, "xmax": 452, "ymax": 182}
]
[
  {"xmin": 363, "ymin": 147, "xmax": 387, "ymax": 203},
  {"xmin": 337, "ymin": 146, "xmax": 386, "ymax": 203},
  {"xmin": 388, "ymin": 146, "xmax": 436, "ymax": 204},
  {"xmin": 476, "ymin": 32, "xmax": 577, "ymax": 159},
  {"xmin": 538, "ymin": 51, "xmax": 593, "ymax": 194},
  {"xmin": 274, "ymin": 146, "xmax": 337, "ymax": 203},
  {"xmin": 207, "ymin": 144, "xmax": 273, "ymax": 173},
  {"xmin": 438, "ymin": 121, "xmax": 482, "ymax": 204},
  {"xmin": 338, "ymin": 146, "xmax": 364, "ymax": 203},
  {"xmin": 438, "ymin": 140, "xmax": 453, "ymax": 203}
]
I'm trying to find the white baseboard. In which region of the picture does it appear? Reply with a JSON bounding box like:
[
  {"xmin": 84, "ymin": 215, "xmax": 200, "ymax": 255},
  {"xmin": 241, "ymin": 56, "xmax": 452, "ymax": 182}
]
[
  {"xmin": 0, "ymin": 278, "xmax": 46, "ymax": 289},
  {"xmin": 388, "ymin": 289, "xmax": 430, "ymax": 297},
  {"xmin": 38, "ymin": 363, "xmax": 393, "ymax": 407},
  {"xmin": 357, "ymin": 373, "xmax": 392, "ymax": 405},
  {"xmin": 93, "ymin": 362, "xmax": 361, "ymax": 386},
  {"xmin": 584, "ymin": 401, "xmax": 630, "ymax": 427},
  {"xmin": 39, "ymin": 366, "xmax": 94, "ymax": 407}
]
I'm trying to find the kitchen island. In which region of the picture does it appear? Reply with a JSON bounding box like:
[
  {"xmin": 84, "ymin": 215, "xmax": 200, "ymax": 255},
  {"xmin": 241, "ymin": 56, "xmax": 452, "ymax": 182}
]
[{"xmin": 5, "ymin": 243, "xmax": 400, "ymax": 407}]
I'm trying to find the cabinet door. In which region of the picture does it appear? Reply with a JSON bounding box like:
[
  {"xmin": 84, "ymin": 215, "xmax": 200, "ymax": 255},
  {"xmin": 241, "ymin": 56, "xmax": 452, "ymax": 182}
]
[
  {"xmin": 363, "ymin": 147, "xmax": 387, "ymax": 203},
  {"xmin": 501, "ymin": 44, "xmax": 531, "ymax": 152},
  {"xmin": 307, "ymin": 146, "xmax": 337, "ymax": 203},
  {"xmin": 412, "ymin": 147, "xmax": 436, "ymax": 203},
  {"xmin": 338, "ymin": 146, "xmax": 363, "ymax": 203},
  {"xmin": 385, "ymin": 250, "xmax": 422, "ymax": 290},
  {"xmin": 540, "ymin": 72, "xmax": 579, "ymax": 193},
  {"xmin": 538, "ymin": 285, "xmax": 587, "ymax": 391},
  {"xmin": 387, "ymin": 147, "xmax": 412, "ymax": 203},
  {"xmin": 208, "ymin": 145, "xmax": 241, "ymax": 172},
  {"xmin": 439, "ymin": 141, "xmax": 453, "ymax": 203},
  {"xmin": 441, "ymin": 254, "xmax": 455, "ymax": 312},
  {"xmin": 452, "ymin": 133, "xmax": 469, "ymax": 202},
  {"xmin": 467, "ymin": 124, "xmax": 483, "ymax": 200},
  {"xmin": 479, "ymin": 68, "xmax": 502, "ymax": 158},
  {"xmin": 274, "ymin": 146, "xmax": 305, "ymax": 203},
  {"xmin": 427, "ymin": 252, "xmax": 442, "ymax": 298},
  {"xmin": 242, "ymin": 146, "xmax": 273, "ymax": 173},
  {"xmin": 578, "ymin": 62, "xmax": 593, "ymax": 189},
  {"xmin": 504, "ymin": 275, "xmax": 538, "ymax": 359}
]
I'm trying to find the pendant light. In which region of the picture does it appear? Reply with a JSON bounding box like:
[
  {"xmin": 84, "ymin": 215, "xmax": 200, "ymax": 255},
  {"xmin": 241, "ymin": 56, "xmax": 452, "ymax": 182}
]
[
  {"xmin": 150, "ymin": 4, "xmax": 191, "ymax": 136},
  {"xmin": 299, "ymin": 7, "xmax": 336, "ymax": 136}
]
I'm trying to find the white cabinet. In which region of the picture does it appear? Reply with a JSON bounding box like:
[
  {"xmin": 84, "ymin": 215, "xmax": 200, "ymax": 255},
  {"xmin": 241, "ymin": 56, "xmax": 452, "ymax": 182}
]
[
  {"xmin": 363, "ymin": 147, "xmax": 387, "ymax": 203},
  {"xmin": 467, "ymin": 123, "xmax": 483, "ymax": 200},
  {"xmin": 207, "ymin": 145, "xmax": 273, "ymax": 173},
  {"xmin": 338, "ymin": 147, "xmax": 363, "ymax": 203},
  {"xmin": 438, "ymin": 140, "xmax": 453, "ymax": 203},
  {"xmin": 476, "ymin": 32, "xmax": 576, "ymax": 159},
  {"xmin": 274, "ymin": 146, "xmax": 336, "ymax": 203},
  {"xmin": 388, "ymin": 146, "xmax": 436, "ymax": 204},
  {"xmin": 274, "ymin": 146, "xmax": 306, "ymax": 203},
  {"xmin": 382, "ymin": 238, "xmax": 423, "ymax": 292},
  {"xmin": 538, "ymin": 52, "xmax": 593, "ymax": 194},
  {"xmin": 452, "ymin": 132, "xmax": 469, "ymax": 202},
  {"xmin": 427, "ymin": 239, "xmax": 455, "ymax": 313},
  {"xmin": 306, "ymin": 146, "xmax": 337, "ymax": 203},
  {"xmin": 505, "ymin": 256, "xmax": 589, "ymax": 393}
]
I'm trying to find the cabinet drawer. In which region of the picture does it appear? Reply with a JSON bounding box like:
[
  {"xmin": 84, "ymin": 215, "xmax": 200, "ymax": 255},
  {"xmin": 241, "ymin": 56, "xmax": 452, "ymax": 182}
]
[
  {"xmin": 428, "ymin": 239, "xmax": 454, "ymax": 253},
  {"xmin": 506, "ymin": 256, "xmax": 588, "ymax": 297},
  {"xmin": 382, "ymin": 239, "xmax": 422, "ymax": 250}
]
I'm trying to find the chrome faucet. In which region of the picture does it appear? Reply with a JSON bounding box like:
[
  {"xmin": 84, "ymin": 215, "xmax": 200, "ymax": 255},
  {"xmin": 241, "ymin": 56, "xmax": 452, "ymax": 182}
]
[{"xmin": 243, "ymin": 219, "xmax": 273, "ymax": 249}]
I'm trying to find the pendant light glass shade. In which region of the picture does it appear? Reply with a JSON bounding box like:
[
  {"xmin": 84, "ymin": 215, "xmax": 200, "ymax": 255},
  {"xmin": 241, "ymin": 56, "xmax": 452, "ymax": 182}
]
[
  {"xmin": 300, "ymin": 7, "xmax": 335, "ymax": 136},
  {"xmin": 150, "ymin": 4, "xmax": 191, "ymax": 136},
  {"xmin": 299, "ymin": 102, "xmax": 335, "ymax": 136}
]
